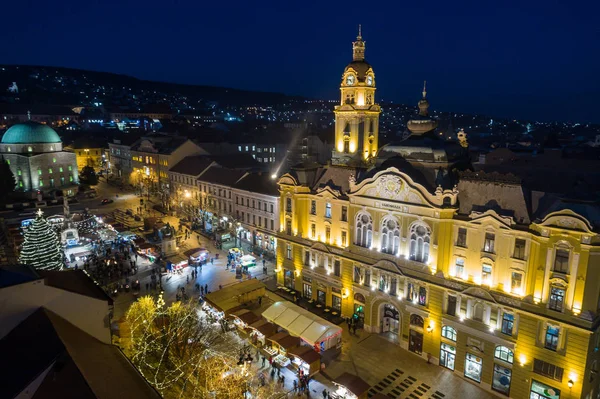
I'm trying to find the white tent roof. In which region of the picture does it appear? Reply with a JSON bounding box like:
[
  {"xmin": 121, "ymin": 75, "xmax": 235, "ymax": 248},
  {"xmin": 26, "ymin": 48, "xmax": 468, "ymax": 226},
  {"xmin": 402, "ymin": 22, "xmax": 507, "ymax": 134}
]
[
  {"xmin": 241, "ymin": 254, "xmax": 255, "ymax": 262},
  {"xmin": 261, "ymin": 301, "xmax": 342, "ymax": 346}
]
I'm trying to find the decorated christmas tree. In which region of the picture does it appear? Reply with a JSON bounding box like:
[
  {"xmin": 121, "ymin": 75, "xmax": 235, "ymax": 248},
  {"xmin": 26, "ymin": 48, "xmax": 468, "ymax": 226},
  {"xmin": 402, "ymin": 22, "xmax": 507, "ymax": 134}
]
[{"xmin": 19, "ymin": 209, "xmax": 64, "ymax": 271}]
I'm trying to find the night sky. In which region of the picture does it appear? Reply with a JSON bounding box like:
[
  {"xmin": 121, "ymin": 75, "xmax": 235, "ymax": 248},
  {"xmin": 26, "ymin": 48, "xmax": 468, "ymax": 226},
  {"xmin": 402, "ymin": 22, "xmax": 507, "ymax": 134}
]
[{"xmin": 2, "ymin": 0, "xmax": 599, "ymax": 123}]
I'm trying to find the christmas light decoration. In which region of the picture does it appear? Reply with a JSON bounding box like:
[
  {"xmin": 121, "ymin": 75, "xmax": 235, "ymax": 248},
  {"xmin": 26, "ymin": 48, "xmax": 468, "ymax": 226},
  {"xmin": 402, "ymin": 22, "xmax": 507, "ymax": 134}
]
[
  {"xmin": 19, "ymin": 209, "xmax": 64, "ymax": 271},
  {"xmin": 125, "ymin": 294, "xmax": 288, "ymax": 398}
]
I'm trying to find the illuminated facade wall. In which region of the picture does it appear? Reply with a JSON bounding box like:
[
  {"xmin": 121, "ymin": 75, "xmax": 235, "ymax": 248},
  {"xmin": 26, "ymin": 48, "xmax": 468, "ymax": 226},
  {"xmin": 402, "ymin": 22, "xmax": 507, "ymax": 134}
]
[{"xmin": 275, "ymin": 167, "xmax": 600, "ymax": 399}]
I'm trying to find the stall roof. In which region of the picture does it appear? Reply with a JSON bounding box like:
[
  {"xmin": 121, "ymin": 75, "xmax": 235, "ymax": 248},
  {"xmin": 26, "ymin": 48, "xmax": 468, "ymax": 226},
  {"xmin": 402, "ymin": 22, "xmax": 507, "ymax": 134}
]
[
  {"xmin": 204, "ymin": 280, "xmax": 266, "ymax": 314},
  {"xmin": 268, "ymin": 332, "xmax": 300, "ymax": 349},
  {"xmin": 289, "ymin": 346, "xmax": 321, "ymax": 364},
  {"xmin": 333, "ymin": 373, "xmax": 370, "ymax": 397},
  {"xmin": 261, "ymin": 302, "xmax": 342, "ymax": 346},
  {"xmin": 250, "ymin": 320, "xmax": 277, "ymax": 338},
  {"xmin": 240, "ymin": 255, "xmax": 255, "ymax": 262},
  {"xmin": 232, "ymin": 309, "xmax": 260, "ymax": 325}
]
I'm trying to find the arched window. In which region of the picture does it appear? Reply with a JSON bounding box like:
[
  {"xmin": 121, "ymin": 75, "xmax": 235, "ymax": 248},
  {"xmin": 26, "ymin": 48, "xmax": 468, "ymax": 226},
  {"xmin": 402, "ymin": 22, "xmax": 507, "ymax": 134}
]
[
  {"xmin": 410, "ymin": 314, "xmax": 424, "ymax": 328},
  {"xmin": 494, "ymin": 346, "xmax": 514, "ymax": 364},
  {"xmin": 441, "ymin": 326, "xmax": 457, "ymax": 342},
  {"xmin": 380, "ymin": 217, "xmax": 400, "ymax": 255},
  {"xmin": 27, "ymin": 146, "xmax": 32, "ymax": 152},
  {"xmin": 355, "ymin": 212, "xmax": 373, "ymax": 248},
  {"xmin": 409, "ymin": 223, "xmax": 431, "ymax": 263}
]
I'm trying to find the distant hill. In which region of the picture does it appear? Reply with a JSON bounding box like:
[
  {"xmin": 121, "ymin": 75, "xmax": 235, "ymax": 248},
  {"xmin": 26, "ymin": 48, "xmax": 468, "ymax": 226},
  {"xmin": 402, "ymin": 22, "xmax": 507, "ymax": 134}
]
[{"xmin": 0, "ymin": 65, "xmax": 305, "ymax": 109}]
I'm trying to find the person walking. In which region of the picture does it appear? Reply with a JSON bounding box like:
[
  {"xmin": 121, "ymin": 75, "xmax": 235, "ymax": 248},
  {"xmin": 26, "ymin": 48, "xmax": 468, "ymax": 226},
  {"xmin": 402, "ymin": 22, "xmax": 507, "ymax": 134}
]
[
  {"xmin": 205, "ymin": 284, "xmax": 208, "ymax": 293},
  {"xmin": 322, "ymin": 389, "xmax": 327, "ymax": 399},
  {"xmin": 262, "ymin": 356, "xmax": 266, "ymax": 367}
]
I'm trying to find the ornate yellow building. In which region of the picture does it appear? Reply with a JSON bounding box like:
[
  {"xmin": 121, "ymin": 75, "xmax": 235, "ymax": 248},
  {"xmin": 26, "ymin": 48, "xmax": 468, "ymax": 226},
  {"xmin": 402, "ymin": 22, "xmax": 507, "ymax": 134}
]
[{"xmin": 275, "ymin": 31, "xmax": 600, "ymax": 399}]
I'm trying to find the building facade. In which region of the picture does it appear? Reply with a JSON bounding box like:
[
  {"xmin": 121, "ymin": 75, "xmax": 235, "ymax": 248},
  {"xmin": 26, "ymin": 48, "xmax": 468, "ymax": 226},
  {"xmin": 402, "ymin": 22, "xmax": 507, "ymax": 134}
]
[
  {"xmin": 275, "ymin": 32, "xmax": 600, "ymax": 399},
  {"xmin": 0, "ymin": 122, "xmax": 79, "ymax": 196},
  {"xmin": 232, "ymin": 173, "xmax": 280, "ymax": 254}
]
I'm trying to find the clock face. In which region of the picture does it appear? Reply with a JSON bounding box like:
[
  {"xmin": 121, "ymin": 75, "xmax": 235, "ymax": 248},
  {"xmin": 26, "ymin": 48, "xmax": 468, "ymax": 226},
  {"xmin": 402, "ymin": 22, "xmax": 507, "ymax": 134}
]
[
  {"xmin": 346, "ymin": 75, "xmax": 355, "ymax": 85},
  {"xmin": 367, "ymin": 76, "xmax": 373, "ymax": 86}
]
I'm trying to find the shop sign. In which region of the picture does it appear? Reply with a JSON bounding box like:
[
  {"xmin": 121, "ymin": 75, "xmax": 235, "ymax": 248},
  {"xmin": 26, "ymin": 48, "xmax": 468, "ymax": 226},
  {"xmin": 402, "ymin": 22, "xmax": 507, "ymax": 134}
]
[{"xmin": 530, "ymin": 380, "xmax": 560, "ymax": 399}]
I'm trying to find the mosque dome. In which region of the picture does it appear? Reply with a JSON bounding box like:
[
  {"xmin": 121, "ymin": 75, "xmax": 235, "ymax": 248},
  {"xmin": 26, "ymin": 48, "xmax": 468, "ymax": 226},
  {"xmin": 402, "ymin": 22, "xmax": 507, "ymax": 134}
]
[{"xmin": 1, "ymin": 122, "xmax": 62, "ymax": 144}]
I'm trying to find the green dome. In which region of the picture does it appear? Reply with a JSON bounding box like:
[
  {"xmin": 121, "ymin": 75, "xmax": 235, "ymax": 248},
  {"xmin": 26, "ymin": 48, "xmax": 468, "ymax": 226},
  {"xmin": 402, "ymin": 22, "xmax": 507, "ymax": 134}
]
[{"xmin": 1, "ymin": 122, "xmax": 61, "ymax": 144}]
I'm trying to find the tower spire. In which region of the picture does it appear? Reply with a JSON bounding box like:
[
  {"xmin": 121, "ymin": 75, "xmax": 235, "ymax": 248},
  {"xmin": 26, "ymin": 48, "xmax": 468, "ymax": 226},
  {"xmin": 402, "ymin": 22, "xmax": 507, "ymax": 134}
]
[
  {"xmin": 352, "ymin": 25, "xmax": 365, "ymax": 61},
  {"xmin": 422, "ymin": 80, "xmax": 427, "ymax": 99}
]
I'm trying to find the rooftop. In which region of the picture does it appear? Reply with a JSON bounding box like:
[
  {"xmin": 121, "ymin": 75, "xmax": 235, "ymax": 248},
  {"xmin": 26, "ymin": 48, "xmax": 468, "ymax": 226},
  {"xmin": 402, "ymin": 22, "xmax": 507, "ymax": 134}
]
[
  {"xmin": 38, "ymin": 270, "xmax": 113, "ymax": 305},
  {"xmin": 0, "ymin": 308, "xmax": 161, "ymax": 399},
  {"xmin": 0, "ymin": 264, "xmax": 41, "ymax": 289},
  {"xmin": 234, "ymin": 173, "xmax": 279, "ymax": 196}
]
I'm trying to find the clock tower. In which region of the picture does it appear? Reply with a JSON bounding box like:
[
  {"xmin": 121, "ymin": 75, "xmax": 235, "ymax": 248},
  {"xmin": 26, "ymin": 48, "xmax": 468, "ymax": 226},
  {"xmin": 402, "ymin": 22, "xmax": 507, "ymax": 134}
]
[{"xmin": 332, "ymin": 26, "xmax": 381, "ymax": 167}]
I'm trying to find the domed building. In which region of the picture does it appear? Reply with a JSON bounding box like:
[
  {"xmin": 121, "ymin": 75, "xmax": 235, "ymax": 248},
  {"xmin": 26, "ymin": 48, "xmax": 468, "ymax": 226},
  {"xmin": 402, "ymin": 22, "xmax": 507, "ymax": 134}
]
[{"xmin": 0, "ymin": 121, "xmax": 79, "ymax": 195}]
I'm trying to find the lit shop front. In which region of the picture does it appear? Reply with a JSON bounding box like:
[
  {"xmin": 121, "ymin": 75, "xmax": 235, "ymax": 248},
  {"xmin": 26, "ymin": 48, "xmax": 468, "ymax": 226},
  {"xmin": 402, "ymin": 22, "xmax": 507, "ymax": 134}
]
[
  {"xmin": 288, "ymin": 345, "xmax": 321, "ymax": 376},
  {"xmin": 530, "ymin": 380, "xmax": 560, "ymax": 399}
]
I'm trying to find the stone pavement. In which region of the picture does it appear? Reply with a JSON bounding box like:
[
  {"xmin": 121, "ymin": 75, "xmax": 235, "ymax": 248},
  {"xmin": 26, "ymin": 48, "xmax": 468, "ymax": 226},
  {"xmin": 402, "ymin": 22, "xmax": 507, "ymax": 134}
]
[{"xmin": 324, "ymin": 324, "xmax": 496, "ymax": 399}]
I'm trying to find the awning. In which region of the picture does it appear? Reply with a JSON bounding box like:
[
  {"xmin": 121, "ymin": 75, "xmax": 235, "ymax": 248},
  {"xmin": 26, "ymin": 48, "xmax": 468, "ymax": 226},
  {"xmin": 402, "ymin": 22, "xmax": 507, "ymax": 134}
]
[
  {"xmin": 262, "ymin": 301, "xmax": 342, "ymax": 346},
  {"xmin": 333, "ymin": 372, "xmax": 370, "ymax": 397}
]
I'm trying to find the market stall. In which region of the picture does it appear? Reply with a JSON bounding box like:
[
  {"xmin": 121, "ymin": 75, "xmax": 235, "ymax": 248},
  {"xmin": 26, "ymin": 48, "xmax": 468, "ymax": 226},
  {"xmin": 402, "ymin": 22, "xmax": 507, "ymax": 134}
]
[
  {"xmin": 204, "ymin": 279, "xmax": 266, "ymax": 315},
  {"xmin": 267, "ymin": 331, "xmax": 299, "ymax": 366},
  {"xmin": 248, "ymin": 320, "xmax": 277, "ymax": 346},
  {"xmin": 184, "ymin": 247, "xmax": 209, "ymax": 265},
  {"xmin": 231, "ymin": 309, "xmax": 261, "ymax": 329},
  {"xmin": 240, "ymin": 254, "xmax": 256, "ymax": 270},
  {"xmin": 288, "ymin": 345, "xmax": 321, "ymax": 376},
  {"xmin": 262, "ymin": 301, "xmax": 342, "ymax": 352},
  {"xmin": 333, "ymin": 373, "xmax": 370, "ymax": 399},
  {"xmin": 137, "ymin": 243, "xmax": 159, "ymax": 263}
]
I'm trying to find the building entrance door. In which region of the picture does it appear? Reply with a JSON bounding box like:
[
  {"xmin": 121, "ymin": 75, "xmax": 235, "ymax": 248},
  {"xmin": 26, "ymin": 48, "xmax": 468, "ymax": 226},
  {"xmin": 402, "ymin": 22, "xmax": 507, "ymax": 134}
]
[
  {"xmin": 409, "ymin": 329, "xmax": 423, "ymax": 355},
  {"xmin": 381, "ymin": 304, "xmax": 400, "ymax": 334}
]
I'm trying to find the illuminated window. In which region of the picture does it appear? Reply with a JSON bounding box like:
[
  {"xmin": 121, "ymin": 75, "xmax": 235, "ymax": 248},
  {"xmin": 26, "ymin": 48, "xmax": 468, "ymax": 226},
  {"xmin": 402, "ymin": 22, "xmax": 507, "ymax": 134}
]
[
  {"xmin": 28, "ymin": 146, "xmax": 32, "ymax": 152},
  {"xmin": 7, "ymin": 147, "xmax": 11, "ymax": 152},
  {"xmin": 310, "ymin": 200, "xmax": 316, "ymax": 215},
  {"xmin": 511, "ymin": 272, "xmax": 523, "ymax": 294},
  {"xmin": 48, "ymin": 168, "xmax": 53, "ymax": 174},
  {"xmin": 482, "ymin": 264, "xmax": 493, "ymax": 283},
  {"xmin": 441, "ymin": 326, "xmax": 457, "ymax": 342},
  {"xmin": 68, "ymin": 165, "xmax": 72, "ymax": 171},
  {"xmin": 59, "ymin": 167, "xmax": 63, "ymax": 172},
  {"xmin": 501, "ymin": 313, "xmax": 514, "ymax": 336},
  {"xmin": 19, "ymin": 180, "xmax": 23, "ymax": 188},
  {"xmin": 549, "ymin": 287, "xmax": 565, "ymax": 312},
  {"xmin": 39, "ymin": 178, "xmax": 44, "ymax": 187},
  {"xmin": 544, "ymin": 325, "xmax": 560, "ymax": 351},
  {"xmin": 5, "ymin": 159, "xmax": 9, "ymax": 165},
  {"xmin": 38, "ymin": 168, "xmax": 42, "ymax": 175},
  {"xmin": 494, "ymin": 346, "xmax": 514, "ymax": 364},
  {"xmin": 341, "ymin": 231, "xmax": 347, "ymax": 246},
  {"xmin": 69, "ymin": 175, "xmax": 73, "ymax": 182},
  {"xmin": 409, "ymin": 223, "xmax": 431, "ymax": 263},
  {"xmin": 325, "ymin": 202, "xmax": 331, "ymax": 218},
  {"xmin": 311, "ymin": 224, "xmax": 316, "ymax": 238},
  {"xmin": 355, "ymin": 212, "xmax": 373, "ymax": 248},
  {"xmin": 17, "ymin": 168, "xmax": 21, "ymax": 176},
  {"xmin": 380, "ymin": 217, "xmax": 400, "ymax": 255},
  {"xmin": 455, "ymin": 258, "xmax": 465, "ymax": 277}
]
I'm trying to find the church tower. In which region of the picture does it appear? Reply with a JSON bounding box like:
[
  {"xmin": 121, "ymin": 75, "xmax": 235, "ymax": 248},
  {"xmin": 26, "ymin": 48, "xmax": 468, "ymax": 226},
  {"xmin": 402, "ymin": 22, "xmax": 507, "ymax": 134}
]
[{"xmin": 332, "ymin": 26, "xmax": 381, "ymax": 167}]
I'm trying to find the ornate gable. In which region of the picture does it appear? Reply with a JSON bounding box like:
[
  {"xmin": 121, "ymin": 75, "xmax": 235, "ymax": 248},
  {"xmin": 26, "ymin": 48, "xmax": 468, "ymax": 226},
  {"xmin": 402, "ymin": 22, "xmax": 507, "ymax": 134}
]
[
  {"xmin": 538, "ymin": 210, "xmax": 594, "ymax": 233},
  {"xmin": 350, "ymin": 167, "xmax": 457, "ymax": 207},
  {"xmin": 278, "ymin": 173, "xmax": 298, "ymax": 187}
]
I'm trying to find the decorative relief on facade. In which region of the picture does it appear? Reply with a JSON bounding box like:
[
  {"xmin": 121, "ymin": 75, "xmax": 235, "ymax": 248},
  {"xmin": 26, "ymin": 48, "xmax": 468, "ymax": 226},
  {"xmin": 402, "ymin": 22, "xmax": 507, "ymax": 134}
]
[{"xmin": 462, "ymin": 286, "xmax": 497, "ymax": 303}]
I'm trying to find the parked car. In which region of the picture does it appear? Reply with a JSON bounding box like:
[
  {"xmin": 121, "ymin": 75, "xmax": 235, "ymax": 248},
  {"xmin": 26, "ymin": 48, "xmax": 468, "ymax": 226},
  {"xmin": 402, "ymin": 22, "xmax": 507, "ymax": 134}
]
[{"xmin": 101, "ymin": 199, "xmax": 114, "ymax": 205}]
